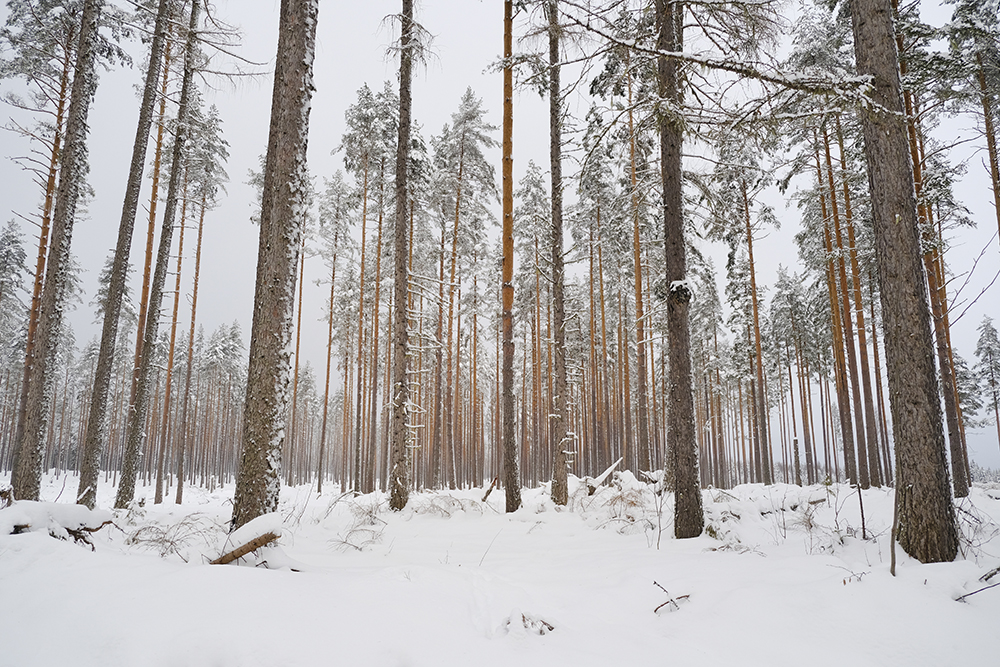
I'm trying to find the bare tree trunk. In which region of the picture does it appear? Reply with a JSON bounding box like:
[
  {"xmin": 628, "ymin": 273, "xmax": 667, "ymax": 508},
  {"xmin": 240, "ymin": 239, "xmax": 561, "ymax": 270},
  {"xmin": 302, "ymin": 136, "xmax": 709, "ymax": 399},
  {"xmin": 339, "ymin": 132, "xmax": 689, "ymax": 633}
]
[
  {"xmin": 850, "ymin": 0, "xmax": 957, "ymax": 562},
  {"xmin": 115, "ymin": 0, "xmax": 202, "ymax": 509},
  {"xmin": 231, "ymin": 0, "xmax": 318, "ymax": 529},
  {"xmin": 546, "ymin": 0, "xmax": 570, "ymax": 504},
  {"xmin": 175, "ymin": 192, "xmax": 207, "ymax": 505},
  {"xmin": 12, "ymin": 0, "xmax": 102, "ymax": 501},
  {"xmin": 12, "ymin": 26, "xmax": 73, "ymax": 481},
  {"xmin": 657, "ymin": 0, "xmax": 702, "ymax": 538},
  {"xmin": 501, "ymin": 0, "xmax": 520, "ymax": 512},
  {"xmin": 976, "ymin": 54, "xmax": 1000, "ymax": 241},
  {"xmin": 154, "ymin": 171, "xmax": 189, "ymax": 504},
  {"xmin": 823, "ymin": 126, "xmax": 871, "ymax": 488},
  {"xmin": 388, "ymin": 0, "xmax": 414, "ymax": 509},
  {"xmin": 286, "ymin": 243, "xmax": 306, "ymax": 486},
  {"xmin": 352, "ymin": 162, "xmax": 370, "ymax": 492},
  {"xmin": 625, "ymin": 52, "xmax": 651, "ymax": 476},
  {"xmin": 814, "ymin": 135, "xmax": 857, "ymax": 485},
  {"xmin": 77, "ymin": 2, "xmax": 171, "ymax": 507},
  {"xmin": 742, "ymin": 180, "xmax": 771, "ymax": 486},
  {"xmin": 835, "ymin": 116, "xmax": 882, "ymax": 487}
]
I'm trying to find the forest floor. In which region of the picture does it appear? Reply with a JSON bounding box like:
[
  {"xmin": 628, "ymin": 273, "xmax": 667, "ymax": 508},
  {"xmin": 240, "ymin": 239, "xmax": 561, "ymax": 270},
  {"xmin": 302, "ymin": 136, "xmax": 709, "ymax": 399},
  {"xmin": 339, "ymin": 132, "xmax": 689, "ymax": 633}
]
[{"xmin": 1, "ymin": 471, "xmax": 999, "ymax": 667}]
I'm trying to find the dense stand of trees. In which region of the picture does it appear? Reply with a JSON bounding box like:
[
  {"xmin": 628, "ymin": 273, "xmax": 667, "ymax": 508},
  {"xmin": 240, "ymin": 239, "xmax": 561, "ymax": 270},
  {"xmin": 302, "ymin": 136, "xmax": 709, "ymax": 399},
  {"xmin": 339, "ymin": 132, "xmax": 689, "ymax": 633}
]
[{"xmin": 2, "ymin": 0, "xmax": 998, "ymax": 560}]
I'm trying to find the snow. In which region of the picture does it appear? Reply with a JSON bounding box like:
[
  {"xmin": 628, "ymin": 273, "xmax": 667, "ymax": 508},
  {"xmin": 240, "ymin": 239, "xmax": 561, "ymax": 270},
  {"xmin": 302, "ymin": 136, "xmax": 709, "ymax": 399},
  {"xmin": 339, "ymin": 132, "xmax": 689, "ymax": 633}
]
[{"xmin": 1, "ymin": 473, "xmax": 999, "ymax": 666}]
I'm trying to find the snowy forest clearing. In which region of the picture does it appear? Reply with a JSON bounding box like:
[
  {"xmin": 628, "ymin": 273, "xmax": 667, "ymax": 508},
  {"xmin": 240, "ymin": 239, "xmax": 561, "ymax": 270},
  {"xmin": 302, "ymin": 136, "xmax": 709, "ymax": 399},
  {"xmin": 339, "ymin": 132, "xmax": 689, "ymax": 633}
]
[{"xmin": 1, "ymin": 474, "xmax": 999, "ymax": 666}]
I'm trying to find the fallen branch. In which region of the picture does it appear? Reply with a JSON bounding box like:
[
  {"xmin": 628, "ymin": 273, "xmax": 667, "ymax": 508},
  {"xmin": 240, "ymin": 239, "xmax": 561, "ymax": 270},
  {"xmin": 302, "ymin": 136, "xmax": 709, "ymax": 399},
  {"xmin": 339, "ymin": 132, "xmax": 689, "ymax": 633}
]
[
  {"xmin": 482, "ymin": 477, "xmax": 499, "ymax": 503},
  {"xmin": 653, "ymin": 580, "xmax": 690, "ymax": 613},
  {"xmin": 210, "ymin": 532, "xmax": 280, "ymax": 565},
  {"xmin": 955, "ymin": 581, "xmax": 1000, "ymax": 603},
  {"xmin": 980, "ymin": 566, "xmax": 1000, "ymax": 583}
]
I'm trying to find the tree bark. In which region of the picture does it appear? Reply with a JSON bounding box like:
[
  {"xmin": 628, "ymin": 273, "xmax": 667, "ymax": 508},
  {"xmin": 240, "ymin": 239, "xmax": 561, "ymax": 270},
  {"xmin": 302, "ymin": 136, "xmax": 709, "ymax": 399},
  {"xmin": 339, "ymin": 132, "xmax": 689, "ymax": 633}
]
[
  {"xmin": 115, "ymin": 0, "xmax": 202, "ymax": 509},
  {"xmin": 657, "ymin": 0, "xmax": 702, "ymax": 538},
  {"xmin": 78, "ymin": 0, "xmax": 171, "ymax": 509},
  {"xmin": 501, "ymin": 0, "xmax": 521, "ymax": 512},
  {"xmin": 389, "ymin": 0, "xmax": 413, "ymax": 510},
  {"xmin": 13, "ymin": 0, "xmax": 103, "ymax": 501},
  {"xmin": 176, "ymin": 193, "xmax": 207, "ymax": 505},
  {"xmin": 231, "ymin": 0, "xmax": 318, "ymax": 530},
  {"xmin": 548, "ymin": 0, "xmax": 570, "ymax": 505},
  {"xmin": 849, "ymin": 0, "xmax": 957, "ymax": 562}
]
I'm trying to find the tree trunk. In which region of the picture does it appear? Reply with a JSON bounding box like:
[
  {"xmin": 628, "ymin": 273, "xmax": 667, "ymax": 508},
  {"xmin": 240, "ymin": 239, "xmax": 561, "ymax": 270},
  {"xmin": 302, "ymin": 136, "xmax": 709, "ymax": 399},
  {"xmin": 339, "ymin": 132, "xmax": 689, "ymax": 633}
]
[
  {"xmin": 388, "ymin": 0, "xmax": 414, "ymax": 510},
  {"xmin": 547, "ymin": 0, "xmax": 570, "ymax": 505},
  {"xmin": 625, "ymin": 53, "xmax": 651, "ymax": 476},
  {"xmin": 231, "ymin": 0, "xmax": 318, "ymax": 530},
  {"xmin": 849, "ymin": 0, "xmax": 957, "ymax": 563},
  {"xmin": 154, "ymin": 170, "xmax": 189, "ymax": 504},
  {"xmin": 501, "ymin": 0, "xmax": 520, "ymax": 512},
  {"xmin": 176, "ymin": 192, "xmax": 207, "ymax": 505},
  {"xmin": 823, "ymin": 126, "xmax": 871, "ymax": 488},
  {"xmin": 742, "ymin": 180, "xmax": 772, "ymax": 485},
  {"xmin": 12, "ymin": 0, "xmax": 103, "ymax": 501},
  {"xmin": 835, "ymin": 116, "xmax": 883, "ymax": 487},
  {"xmin": 656, "ymin": 0, "xmax": 702, "ymax": 538},
  {"xmin": 115, "ymin": 0, "xmax": 202, "ymax": 509},
  {"xmin": 78, "ymin": 2, "xmax": 172, "ymax": 508}
]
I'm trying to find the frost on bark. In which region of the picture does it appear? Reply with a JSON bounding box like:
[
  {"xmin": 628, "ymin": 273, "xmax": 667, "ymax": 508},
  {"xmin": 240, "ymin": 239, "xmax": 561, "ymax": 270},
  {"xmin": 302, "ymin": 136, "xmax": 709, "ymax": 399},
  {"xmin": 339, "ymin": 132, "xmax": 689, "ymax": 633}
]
[
  {"xmin": 115, "ymin": 0, "xmax": 202, "ymax": 509},
  {"xmin": 231, "ymin": 0, "xmax": 318, "ymax": 531},
  {"xmin": 11, "ymin": 0, "xmax": 103, "ymax": 501},
  {"xmin": 389, "ymin": 0, "xmax": 414, "ymax": 512},
  {"xmin": 77, "ymin": 0, "xmax": 172, "ymax": 510},
  {"xmin": 849, "ymin": 0, "xmax": 957, "ymax": 562},
  {"xmin": 656, "ymin": 0, "xmax": 702, "ymax": 539}
]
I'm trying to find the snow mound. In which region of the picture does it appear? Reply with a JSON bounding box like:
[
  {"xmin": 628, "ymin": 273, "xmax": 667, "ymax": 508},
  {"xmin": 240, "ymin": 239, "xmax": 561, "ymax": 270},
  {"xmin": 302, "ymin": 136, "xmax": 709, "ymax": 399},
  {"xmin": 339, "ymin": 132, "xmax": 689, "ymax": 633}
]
[{"xmin": 0, "ymin": 500, "xmax": 113, "ymax": 542}]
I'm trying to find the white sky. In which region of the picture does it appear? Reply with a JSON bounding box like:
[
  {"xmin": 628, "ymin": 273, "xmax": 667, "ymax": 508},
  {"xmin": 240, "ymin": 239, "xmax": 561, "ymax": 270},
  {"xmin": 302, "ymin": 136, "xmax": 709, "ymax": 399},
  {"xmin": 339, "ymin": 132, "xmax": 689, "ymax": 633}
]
[{"xmin": 1, "ymin": 0, "xmax": 997, "ymax": 466}]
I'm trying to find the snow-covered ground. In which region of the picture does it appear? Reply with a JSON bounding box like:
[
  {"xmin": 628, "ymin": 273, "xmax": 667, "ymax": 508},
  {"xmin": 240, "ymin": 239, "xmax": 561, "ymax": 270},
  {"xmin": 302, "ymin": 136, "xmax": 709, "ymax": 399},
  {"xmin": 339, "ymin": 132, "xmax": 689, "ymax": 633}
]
[{"xmin": 2, "ymin": 472, "xmax": 998, "ymax": 667}]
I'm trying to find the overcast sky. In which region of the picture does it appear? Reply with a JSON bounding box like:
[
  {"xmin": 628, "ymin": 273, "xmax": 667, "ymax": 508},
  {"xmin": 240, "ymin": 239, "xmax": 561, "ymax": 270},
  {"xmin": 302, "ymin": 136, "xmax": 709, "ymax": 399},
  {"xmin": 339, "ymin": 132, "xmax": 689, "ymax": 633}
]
[{"xmin": 1, "ymin": 0, "xmax": 997, "ymax": 466}]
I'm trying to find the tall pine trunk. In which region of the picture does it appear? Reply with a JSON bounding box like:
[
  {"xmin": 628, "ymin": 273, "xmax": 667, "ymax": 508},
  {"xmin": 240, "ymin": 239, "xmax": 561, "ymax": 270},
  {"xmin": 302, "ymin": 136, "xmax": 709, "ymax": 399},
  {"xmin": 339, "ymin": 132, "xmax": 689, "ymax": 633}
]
[
  {"xmin": 850, "ymin": 0, "xmax": 957, "ymax": 563},
  {"xmin": 388, "ymin": 0, "xmax": 414, "ymax": 510},
  {"xmin": 78, "ymin": 0, "xmax": 172, "ymax": 509},
  {"xmin": 115, "ymin": 0, "xmax": 202, "ymax": 509},
  {"xmin": 657, "ymin": 0, "xmax": 702, "ymax": 538},
  {"xmin": 12, "ymin": 0, "xmax": 103, "ymax": 501},
  {"xmin": 231, "ymin": 0, "xmax": 318, "ymax": 529},
  {"xmin": 501, "ymin": 0, "xmax": 520, "ymax": 512}
]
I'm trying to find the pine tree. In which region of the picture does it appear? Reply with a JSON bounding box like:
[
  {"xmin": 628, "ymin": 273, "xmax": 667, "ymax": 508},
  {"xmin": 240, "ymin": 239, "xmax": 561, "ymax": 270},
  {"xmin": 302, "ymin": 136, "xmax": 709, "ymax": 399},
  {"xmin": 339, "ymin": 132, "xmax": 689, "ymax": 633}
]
[
  {"xmin": 78, "ymin": 0, "xmax": 173, "ymax": 509},
  {"xmin": 501, "ymin": 0, "xmax": 521, "ymax": 512},
  {"xmin": 115, "ymin": 0, "xmax": 203, "ymax": 509},
  {"xmin": 850, "ymin": 0, "xmax": 958, "ymax": 563},
  {"xmin": 12, "ymin": 0, "xmax": 103, "ymax": 501},
  {"xmin": 389, "ymin": 0, "xmax": 415, "ymax": 510},
  {"xmin": 231, "ymin": 0, "xmax": 318, "ymax": 530},
  {"xmin": 656, "ymin": 0, "xmax": 702, "ymax": 538},
  {"xmin": 976, "ymin": 317, "xmax": 1000, "ymax": 455}
]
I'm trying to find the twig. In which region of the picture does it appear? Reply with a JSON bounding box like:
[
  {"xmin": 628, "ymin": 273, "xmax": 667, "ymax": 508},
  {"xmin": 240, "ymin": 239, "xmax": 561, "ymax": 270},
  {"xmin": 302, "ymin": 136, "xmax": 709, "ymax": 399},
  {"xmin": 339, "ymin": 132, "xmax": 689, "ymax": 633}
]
[
  {"xmin": 955, "ymin": 581, "xmax": 1000, "ymax": 603},
  {"xmin": 652, "ymin": 580, "xmax": 690, "ymax": 613},
  {"xmin": 980, "ymin": 566, "xmax": 1000, "ymax": 583},
  {"xmin": 479, "ymin": 528, "xmax": 503, "ymax": 566}
]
